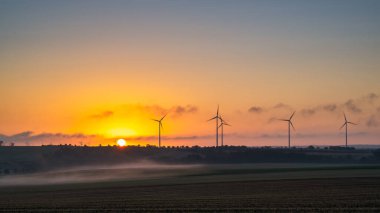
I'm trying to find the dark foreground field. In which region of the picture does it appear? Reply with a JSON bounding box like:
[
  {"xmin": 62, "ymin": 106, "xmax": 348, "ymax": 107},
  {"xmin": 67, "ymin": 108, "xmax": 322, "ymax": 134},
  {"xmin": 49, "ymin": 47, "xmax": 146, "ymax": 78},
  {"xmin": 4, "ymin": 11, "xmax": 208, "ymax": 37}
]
[
  {"xmin": 1, "ymin": 164, "xmax": 380, "ymax": 212},
  {"xmin": 1, "ymin": 178, "xmax": 380, "ymax": 211}
]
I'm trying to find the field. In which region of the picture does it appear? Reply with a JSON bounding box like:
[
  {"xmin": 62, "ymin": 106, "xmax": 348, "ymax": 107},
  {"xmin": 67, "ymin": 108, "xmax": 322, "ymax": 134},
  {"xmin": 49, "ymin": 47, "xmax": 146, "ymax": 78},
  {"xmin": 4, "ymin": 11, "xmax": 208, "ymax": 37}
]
[{"xmin": 1, "ymin": 163, "xmax": 380, "ymax": 211}]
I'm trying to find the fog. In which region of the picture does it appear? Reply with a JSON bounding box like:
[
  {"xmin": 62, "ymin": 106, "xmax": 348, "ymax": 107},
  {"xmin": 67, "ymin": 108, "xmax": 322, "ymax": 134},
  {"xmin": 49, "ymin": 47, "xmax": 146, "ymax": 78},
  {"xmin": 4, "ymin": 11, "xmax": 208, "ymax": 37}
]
[{"xmin": 0, "ymin": 161, "xmax": 202, "ymax": 186}]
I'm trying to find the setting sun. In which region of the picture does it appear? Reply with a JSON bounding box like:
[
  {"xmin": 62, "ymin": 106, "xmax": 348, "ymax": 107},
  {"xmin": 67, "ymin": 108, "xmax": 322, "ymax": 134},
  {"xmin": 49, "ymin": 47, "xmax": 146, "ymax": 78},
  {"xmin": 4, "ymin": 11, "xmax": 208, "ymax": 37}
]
[{"xmin": 116, "ymin": 139, "xmax": 126, "ymax": 147}]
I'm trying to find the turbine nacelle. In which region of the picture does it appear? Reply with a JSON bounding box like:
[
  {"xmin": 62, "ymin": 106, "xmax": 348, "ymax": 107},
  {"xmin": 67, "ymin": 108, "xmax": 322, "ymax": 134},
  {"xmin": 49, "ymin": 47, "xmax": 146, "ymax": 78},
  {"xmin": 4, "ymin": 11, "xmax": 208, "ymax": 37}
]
[
  {"xmin": 279, "ymin": 111, "xmax": 296, "ymax": 131},
  {"xmin": 152, "ymin": 114, "xmax": 167, "ymax": 127},
  {"xmin": 340, "ymin": 113, "xmax": 358, "ymax": 129},
  {"xmin": 208, "ymin": 105, "xmax": 222, "ymax": 122},
  {"xmin": 219, "ymin": 121, "xmax": 231, "ymax": 128}
]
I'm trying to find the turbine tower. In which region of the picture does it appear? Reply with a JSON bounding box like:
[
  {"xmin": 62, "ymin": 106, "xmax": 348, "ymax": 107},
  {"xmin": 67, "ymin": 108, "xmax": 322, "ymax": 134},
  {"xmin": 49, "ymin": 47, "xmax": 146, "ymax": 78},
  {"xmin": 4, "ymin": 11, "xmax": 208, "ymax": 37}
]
[
  {"xmin": 279, "ymin": 111, "xmax": 295, "ymax": 148},
  {"xmin": 219, "ymin": 116, "xmax": 231, "ymax": 146},
  {"xmin": 340, "ymin": 112, "xmax": 357, "ymax": 148},
  {"xmin": 208, "ymin": 105, "xmax": 221, "ymax": 147},
  {"xmin": 152, "ymin": 114, "xmax": 167, "ymax": 147}
]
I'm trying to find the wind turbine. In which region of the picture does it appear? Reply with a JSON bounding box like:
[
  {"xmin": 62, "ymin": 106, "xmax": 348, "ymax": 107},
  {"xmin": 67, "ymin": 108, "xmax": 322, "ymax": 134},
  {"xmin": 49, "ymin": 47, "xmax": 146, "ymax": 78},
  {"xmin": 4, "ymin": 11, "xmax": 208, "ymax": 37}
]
[
  {"xmin": 219, "ymin": 116, "xmax": 231, "ymax": 146},
  {"xmin": 208, "ymin": 105, "xmax": 221, "ymax": 147},
  {"xmin": 340, "ymin": 112, "xmax": 358, "ymax": 148},
  {"xmin": 152, "ymin": 114, "xmax": 167, "ymax": 147},
  {"xmin": 279, "ymin": 111, "xmax": 296, "ymax": 148}
]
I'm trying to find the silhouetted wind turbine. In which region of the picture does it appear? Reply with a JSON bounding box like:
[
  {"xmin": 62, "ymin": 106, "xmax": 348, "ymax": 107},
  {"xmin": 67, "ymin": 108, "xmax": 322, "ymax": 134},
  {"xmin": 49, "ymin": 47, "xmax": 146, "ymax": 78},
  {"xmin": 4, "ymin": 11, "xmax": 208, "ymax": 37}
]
[
  {"xmin": 340, "ymin": 112, "xmax": 358, "ymax": 148},
  {"xmin": 152, "ymin": 114, "xmax": 167, "ymax": 147},
  {"xmin": 219, "ymin": 116, "xmax": 231, "ymax": 146},
  {"xmin": 208, "ymin": 105, "xmax": 221, "ymax": 147},
  {"xmin": 279, "ymin": 111, "xmax": 295, "ymax": 148}
]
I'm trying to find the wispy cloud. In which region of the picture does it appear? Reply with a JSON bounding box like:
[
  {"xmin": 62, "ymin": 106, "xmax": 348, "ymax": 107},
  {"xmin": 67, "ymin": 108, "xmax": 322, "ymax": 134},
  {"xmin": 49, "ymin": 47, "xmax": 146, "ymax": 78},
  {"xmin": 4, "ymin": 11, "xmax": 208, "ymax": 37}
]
[
  {"xmin": 342, "ymin": 93, "xmax": 378, "ymax": 114},
  {"xmin": 300, "ymin": 104, "xmax": 338, "ymax": 116},
  {"xmin": 323, "ymin": 104, "xmax": 338, "ymax": 112},
  {"xmin": 267, "ymin": 117, "xmax": 278, "ymax": 123},
  {"xmin": 96, "ymin": 104, "xmax": 199, "ymax": 119},
  {"xmin": 344, "ymin": 99, "xmax": 362, "ymax": 113},
  {"xmin": 248, "ymin": 106, "xmax": 264, "ymax": 113},
  {"xmin": 366, "ymin": 115, "xmax": 380, "ymax": 128},
  {"xmin": 301, "ymin": 108, "xmax": 317, "ymax": 116},
  {"xmin": 171, "ymin": 105, "xmax": 198, "ymax": 117},
  {"xmin": 369, "ymin": 106, "xmax": 380, "ymax": 127},
  {"xmin": 300, "ymin": 93, "xmax": 379, "ymax": 117},
  {"xmin": 89, "ymin": 111, "xmax": 114, "ymax": 119},
  {"xmin": 248, "ymin": 103, "xmax": 293, "ymax": 115},
  {"xmin": 360, "ymin": 93, "xmax": 379, "ymax": 104},
  {"xmin": 0, "ymin": 131, "xmax": 97, "ymax": 146},
  {"xmin": 273, "ymin": 103, "xmax": 293, "ymax": 110},
  {"xmin": 247, "ymin": 94, "xmax": 380, "ymax": 132}
]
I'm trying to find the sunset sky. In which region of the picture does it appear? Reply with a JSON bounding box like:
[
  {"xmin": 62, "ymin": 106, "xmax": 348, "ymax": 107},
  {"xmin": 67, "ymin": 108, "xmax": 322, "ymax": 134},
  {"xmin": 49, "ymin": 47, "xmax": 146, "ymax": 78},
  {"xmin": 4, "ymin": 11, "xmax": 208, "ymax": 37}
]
[{"xmin": 1, "ymin": 0, "xmax": 380, "ymax": 147}]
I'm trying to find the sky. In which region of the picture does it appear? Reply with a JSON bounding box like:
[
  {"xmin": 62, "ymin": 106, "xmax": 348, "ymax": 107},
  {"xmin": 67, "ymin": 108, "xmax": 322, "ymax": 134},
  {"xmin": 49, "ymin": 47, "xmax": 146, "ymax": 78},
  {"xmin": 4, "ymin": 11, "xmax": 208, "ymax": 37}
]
[{"xmin": 1, "ymin": 0, "xmax": 380, "ymax": 147}]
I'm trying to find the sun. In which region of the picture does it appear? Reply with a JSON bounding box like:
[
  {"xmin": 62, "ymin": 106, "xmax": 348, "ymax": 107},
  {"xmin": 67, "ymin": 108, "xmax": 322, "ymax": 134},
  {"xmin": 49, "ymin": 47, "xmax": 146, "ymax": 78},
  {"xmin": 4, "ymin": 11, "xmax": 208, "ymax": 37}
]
[{"xmin": 117, "ymin": 138, "xmax": 126, "ymax": 147}]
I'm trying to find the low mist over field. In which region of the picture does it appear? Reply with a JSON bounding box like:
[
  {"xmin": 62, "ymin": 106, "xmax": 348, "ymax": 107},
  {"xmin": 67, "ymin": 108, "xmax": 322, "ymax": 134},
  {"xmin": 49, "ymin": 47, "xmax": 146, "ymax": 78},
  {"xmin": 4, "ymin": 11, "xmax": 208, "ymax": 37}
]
[
  {"xmin": 1, "ymin": 146, "xmax": 380, "ymax": 186},
  {"xmin": 0, "ymin": 161, "xmax": 201, "ymax": 186}
]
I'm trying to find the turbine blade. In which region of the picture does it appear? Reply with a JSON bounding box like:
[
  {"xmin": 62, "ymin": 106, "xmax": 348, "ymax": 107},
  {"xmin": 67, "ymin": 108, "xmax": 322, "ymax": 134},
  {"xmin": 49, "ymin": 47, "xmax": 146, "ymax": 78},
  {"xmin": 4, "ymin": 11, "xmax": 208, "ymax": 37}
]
[
  {"xmin": 224, "ymin": 123, "xmax": 231, "ymax": 126},
  {"xmin": 278, "ymin": 119, "xmax": 289, "ymax": 121},
  {"xmin": 207, "ymin": 116, "xmax": 218, "ymax": 121},
  {"xmin": 160, "ymin": 122, "xmax": 163, "ymax": 129},
  {"xmin": 339, "ymin": 122, "xmax": 346, "ymax": 130},
  {"xmin": 217, "ymin": 105, "xmax": 219, "ymax": 115},
  {"xmin": 151, "ymin": 119, "xmax": 160, "ymax": 122},
  {"xmin": 344, "ymin": 112, "xmax": 347, "ymax": 122},
  {"xmin": 289, "ymin": 111, "xmax": 296, "ymax": 120},
  {"xmin": 160, "ymin": 113, "xmax": 167, "ymax": 121},
  {"xmin": 348, "ymin": 122, "xmax": 358, "ymax": 125},
  {"xmin": 220, "ymin": 116, "xmax": 227, "ymax": 122},
  {"xmin": 218, "ymin": 123, "xmax": 223, "ymax": 128},
  {"xmin": 290, "ymin": 121, "xmax": 295, "ymax": 131}
]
